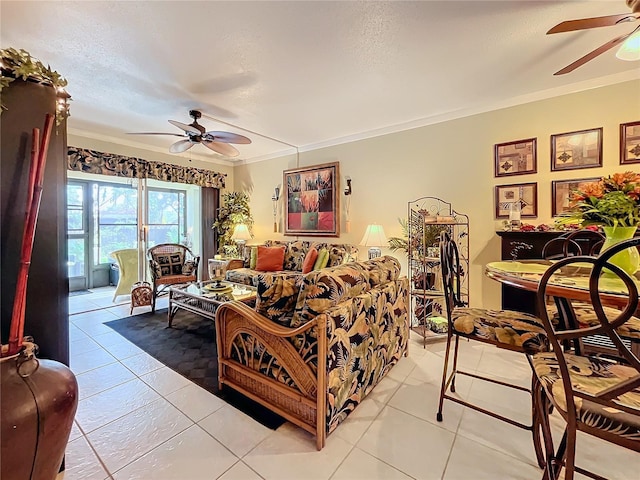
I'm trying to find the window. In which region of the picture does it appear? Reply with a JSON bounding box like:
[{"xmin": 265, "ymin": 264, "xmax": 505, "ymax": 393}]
[
  {"xmin": 94, "ymin": 183, "xmax": 138, "ymax": 264},
  {"xmin": 147, "ymin": 188, "xmax": 187, "ymax": 247}
]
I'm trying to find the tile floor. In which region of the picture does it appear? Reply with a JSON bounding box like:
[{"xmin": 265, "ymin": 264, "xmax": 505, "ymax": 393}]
[{"xmin": 59, "ymin": 289, "xmax": 638, "ymax": 480}]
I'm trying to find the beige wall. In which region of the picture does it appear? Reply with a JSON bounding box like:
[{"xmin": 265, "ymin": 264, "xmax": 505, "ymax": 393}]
[{"xmin": 233, "ymin": 79, "xmax": 640, "ymax": 309}]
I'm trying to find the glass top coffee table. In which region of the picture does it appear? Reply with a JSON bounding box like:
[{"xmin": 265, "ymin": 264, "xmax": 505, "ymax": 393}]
[{"xmin": 167, "ymin": 280, "xmax": 257, "ymax": 327}]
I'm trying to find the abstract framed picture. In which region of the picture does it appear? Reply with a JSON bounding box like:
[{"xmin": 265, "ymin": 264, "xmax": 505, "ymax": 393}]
[
  {"xmin": 494, "ymin": 138, "xmax": 537, "ymax": 177},
  {"xmin": 551, "ymin": 127, "xmax": 603, "ymax": 171},
  {"xmin": 620, "ymin": 121, "xmax": 640, "ymax": 165},
  {"xmin": 551, "ymin": 177, "xmax": 600, "ymax": 217},
  {"xmin": 495, "ymin": 182, "xmax": 537, "ymax": 218},
  {"xmin": 283, "ymin": 162, "xmax": 340, "ymax": 236}
]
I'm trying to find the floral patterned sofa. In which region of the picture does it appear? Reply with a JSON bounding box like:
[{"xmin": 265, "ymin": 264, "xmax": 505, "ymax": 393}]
[
  {"xmin": 215, "ymin": 255, "xmax": 409, "ymax": 450},
  {"xmin": 225, "ymin": 240, "xmax": 358, "ymax": 286}
]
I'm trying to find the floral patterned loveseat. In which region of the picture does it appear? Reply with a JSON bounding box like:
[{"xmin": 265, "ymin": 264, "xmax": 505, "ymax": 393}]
[
  {"xmin": 215, "ymin": 255, "xmax": 409, "ymax": 450},
  {"xmin": 225, "ymin": 240, "xmax": 358, "ymax": 286}
]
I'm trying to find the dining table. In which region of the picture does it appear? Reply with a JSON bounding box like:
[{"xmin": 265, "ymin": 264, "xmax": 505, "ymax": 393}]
[
  {"xmin": 485, "ymin": 259, "xmax": 640, "ymax": 313},
  {"xmin": 485, "ymin": 259, "xmax": 640, "ymax": 356}
]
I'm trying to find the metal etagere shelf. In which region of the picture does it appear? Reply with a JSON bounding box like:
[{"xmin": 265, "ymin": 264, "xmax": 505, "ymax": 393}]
[{"xmin": 408, "ymin": 197, "xmax": 469, "ymax": 347}]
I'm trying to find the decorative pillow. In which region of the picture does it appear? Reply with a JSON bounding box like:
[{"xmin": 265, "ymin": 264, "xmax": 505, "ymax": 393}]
[
  {"xmin": 255, "ymin": 272, "xmax": 303, "ymax": 325},
  {"xmin": 255, "ymin": 246, "xmax": 286, "ymax": 272},
  {"xmin": 250, "ymin": 246, "xmax": 258, "ymax": 269},
  {"xmin": 302, "ymin": 247, "xmax": 319, "ymax": 274},
  {"xmin": 152, "ymin": 252, "xmax": 184, "ymax": 276},
  {"xmin": 313, "ymin": 248, "xmax": 330, "ymax": 270},
  {"xmin": 182, "ymin": 260, "xmax": 197, "ymax": 276},
  {"xmin": 326, "ymin": 245, "xmax": 348, "ymax": 267},
  {"xmin": 284, "ymin": 240, "xmax": 309, "ymax": 271}
]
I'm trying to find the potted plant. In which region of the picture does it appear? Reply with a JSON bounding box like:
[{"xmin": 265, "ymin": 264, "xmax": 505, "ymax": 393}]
[
  {"xmin": 561, "ymin": 171, "xmax": 640, "ymax": 275},
  {"xmin": 212, "ymin": 191, "xmax": 254, "ymax": 257}
]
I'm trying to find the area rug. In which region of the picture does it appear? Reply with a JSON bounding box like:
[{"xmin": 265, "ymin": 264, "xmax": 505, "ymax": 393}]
[{"xmin": 105, "ymin": 309, "xmax": 285, "ymax": 430}]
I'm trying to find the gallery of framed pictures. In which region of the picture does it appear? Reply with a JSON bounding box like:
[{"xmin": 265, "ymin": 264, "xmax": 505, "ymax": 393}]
[
  {"xmin": 551, "ymin": 177, "xmax": 600, "ymax": 217},
  {"xmin": 494, "ymin": 137, "xmax": 537, "ymax": 177},
  {"xmin": 283, "ymin": 162, "xmax": 340, "ymax": 236},
  {"xmin": 620, "ymin": 121, "xmax": 640, "ymax": 165},
  {"xmin": 495, "ymin": 182, "xmax": 537, "ymax": 218},
  {"xmin": 551, "ymin": 127, "xmax": 603, "ymax": 171}
]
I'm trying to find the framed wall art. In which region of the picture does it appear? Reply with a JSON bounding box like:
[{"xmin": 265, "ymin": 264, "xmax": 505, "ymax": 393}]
[
  {"xmin": 620, "ymin": 121, "xmax": 640, "ymax": 165},
  {"xmin": 494, "ymin": 137, "xmax": 537, "ymax": 177},
  {"xmin": 495, "ymin": 182, "xmax": 537, "ymax": 218},
  {"xmin": 551, "ymin": 177, "xmax": 600, "ymax": 217},
  {"xmin": 283, "ymin": 162, "xmax": 340, "ymax": 236},
  {"xmin": 551, "ymin": 127, "xmax": 603, "ymax": 171}
]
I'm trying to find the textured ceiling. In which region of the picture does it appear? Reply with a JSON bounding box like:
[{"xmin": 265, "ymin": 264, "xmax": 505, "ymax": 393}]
[{"xmin": 1, "ymin": 1, "xmax": 639, "ymax": 164}]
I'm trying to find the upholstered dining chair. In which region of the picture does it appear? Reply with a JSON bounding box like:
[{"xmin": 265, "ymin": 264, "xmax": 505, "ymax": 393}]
[
  {"xmin": 147, "ymin": 243, "xmax": 200, "ymax": 312},
  {"xmin": 532, "ymin": 237, "xmax": 640, "ymax": 480},
  {"xmin": 437, "ymin": 231, "xmax": 547, "ymax": 468},
  {"xmin": 110, "ymin": 248, "xmax": 139, "ymax": 302},
  {"xmin": 542, "ymin": 230, "xmax": 639, "ymax": 357},
  {"xmin": 541, "ymin": 229, "xmax": 604, "ymax": 260}
]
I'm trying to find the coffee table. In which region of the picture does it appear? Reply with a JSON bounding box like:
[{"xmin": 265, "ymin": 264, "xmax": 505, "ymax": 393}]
[{"xmin": 167, "ymin": 280, "xmax": 257, "ymax": 327}]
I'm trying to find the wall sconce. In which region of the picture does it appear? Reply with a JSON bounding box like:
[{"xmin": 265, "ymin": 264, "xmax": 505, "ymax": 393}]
[
  {"xmin": 360, "ymin": 223, "xmax": 388, "ymax": 259},
  {"xmin": 344, "ymin": 176, "xmax": 352, "ymax": 232},
  {"xmin": 344, "ymin": 176, "xmax": 352, "ymax": 196},
  {"xmin": 272, "ymin": 186, "xmax": 280, "ymax": 232}
]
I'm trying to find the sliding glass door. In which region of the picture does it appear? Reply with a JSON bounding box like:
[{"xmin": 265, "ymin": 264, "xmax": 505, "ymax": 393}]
[
  {"xmin": 67, "ymin": 182, "xmax": 89, "ymax": 291},
  {"xmin": 66, "ymin": 173, "xmax": 200, "ymax": 292}
]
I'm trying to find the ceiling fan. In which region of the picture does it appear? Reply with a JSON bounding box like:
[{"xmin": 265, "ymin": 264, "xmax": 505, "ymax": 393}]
[
  {"xmin": 547, "ymin": 0, "xmax": 640, "ymax": 75},
  {"xmin": 128, "ymin": 110, "xmax": 251, "ymax": 156}
]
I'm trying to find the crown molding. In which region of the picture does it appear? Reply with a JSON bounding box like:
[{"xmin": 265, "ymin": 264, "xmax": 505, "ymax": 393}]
[{"xmin": 297, "ymin": 70, "xmax": 640, "ymax": 154}]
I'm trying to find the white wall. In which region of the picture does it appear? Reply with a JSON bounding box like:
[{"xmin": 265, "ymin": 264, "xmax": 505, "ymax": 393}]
[{"xmin": 233, "ymin": 79, "xmax": 640, "ymax": 309}]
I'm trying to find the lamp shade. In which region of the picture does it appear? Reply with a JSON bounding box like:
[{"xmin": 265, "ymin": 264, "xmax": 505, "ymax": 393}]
[
  {"xmin": 360, "ymin": 224, "xmax": 388, "ymax": 246},
  {"xmin": 616, "ymin": 30, "xmax": 640, "ymax": 61},
  {"xmin": 231, "ymin": 224, "xmax": 251, "ymax": 241},
  {"xmin": 360, "ymin": 224, "xmax": 388, "ymax": 259}
]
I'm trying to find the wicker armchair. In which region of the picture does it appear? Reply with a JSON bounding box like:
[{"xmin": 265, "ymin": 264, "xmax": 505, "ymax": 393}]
[{"xmin": 147, "ymin": 243, "xmax": 200, "ymax": 312}]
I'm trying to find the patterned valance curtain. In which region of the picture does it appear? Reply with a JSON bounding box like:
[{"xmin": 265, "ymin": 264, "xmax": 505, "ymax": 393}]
[{"xmin": 67, "ymin": 146, "xmax": 226, "ymax": 189}]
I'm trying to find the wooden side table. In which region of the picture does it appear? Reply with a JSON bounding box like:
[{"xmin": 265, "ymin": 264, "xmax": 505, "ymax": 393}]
[{"xmin": 207, "ymin": 258, "xmax": 245, "ymax": 280}]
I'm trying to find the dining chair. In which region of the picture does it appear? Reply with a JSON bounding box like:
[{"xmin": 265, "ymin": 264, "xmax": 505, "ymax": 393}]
[
  {"xmin": 532, "ymin": 237, "xmax": 640, "ymax": 480},
  {"xmin": 437, "ymin": 231, "xmax": 547, "ymax": 468},
  {"xmin": 541, "ymin": 229, "xmax": 604, "ymax": 260},
  {"xmin": 542, "ymin": 230, "xmax": 639, "ymax": 358}
]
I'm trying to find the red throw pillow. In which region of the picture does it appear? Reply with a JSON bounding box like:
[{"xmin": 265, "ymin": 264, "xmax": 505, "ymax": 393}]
[
  {"xmin": 255, "ymin": 246, "xmax": 286, "ymax": 272},
  {"xmin": 302, "ymin": 247, "xmax": 318, "ymax": 274}
]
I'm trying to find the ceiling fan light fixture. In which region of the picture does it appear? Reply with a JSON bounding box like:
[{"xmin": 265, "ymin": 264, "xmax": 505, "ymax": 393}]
[{"xmin": 616, "ymin": 30, "xmax": 640, "ymax": 60}]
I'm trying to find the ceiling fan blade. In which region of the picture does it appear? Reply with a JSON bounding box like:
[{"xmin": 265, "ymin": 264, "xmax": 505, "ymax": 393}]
[
  {"xmin": 127, "ymin": 132, "xmax": 186, "ymax": 137},
  {"xmin": 202, "ymin": 140, "xmax": 240, "ymax": 157},
  {"xmin": 169, "ymin": 139, "xmax": 195, "ymax": 153},
  {"xmin": 204, "ymin": 131, "xmax": 252, "ymax": 144},
  {"xmin": 168, "ymin": 120, "xmax": 200, "ymax": 135},
  {"xmin": 554, "ymin": 31, "xmax": 634, "ymax": 75},
  {"xmin": 547, "ymin": 14, "xmax": 638, "ymax": 34}
]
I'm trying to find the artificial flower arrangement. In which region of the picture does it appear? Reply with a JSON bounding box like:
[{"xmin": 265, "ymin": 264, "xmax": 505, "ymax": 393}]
[{"xmin": 562, "ymin": 171, "xmax": 640, "ymax": 227}]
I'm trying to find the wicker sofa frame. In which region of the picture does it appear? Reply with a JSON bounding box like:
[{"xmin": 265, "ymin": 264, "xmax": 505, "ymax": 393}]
[{"xmin": 215, "ymin": 257, "xmax": 410, "ymax": 450}]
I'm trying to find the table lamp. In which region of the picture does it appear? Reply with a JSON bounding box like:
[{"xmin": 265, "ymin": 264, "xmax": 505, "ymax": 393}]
[
  {"xmin": 231, "ymin": 224, "xmax": 251, "ymax": 255},
  {"xmin": 360, "ymin": 224, "xmax": 388, "ymax": 259}
]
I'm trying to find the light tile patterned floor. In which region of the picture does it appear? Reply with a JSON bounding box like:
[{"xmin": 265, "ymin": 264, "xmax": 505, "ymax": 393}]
[{"xmin": 58, "ymin": 288, "xmax": 638, "ymax": 480}]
